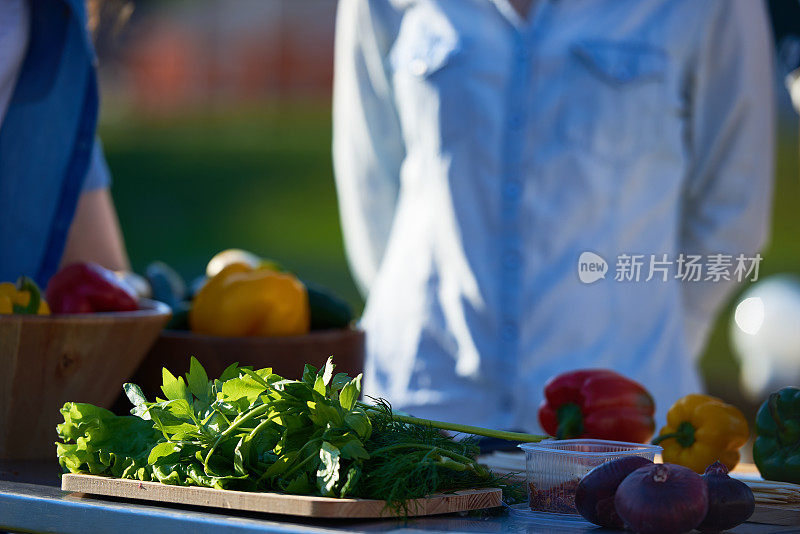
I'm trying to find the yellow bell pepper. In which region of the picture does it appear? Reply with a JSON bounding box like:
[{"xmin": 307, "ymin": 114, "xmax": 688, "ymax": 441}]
[
  {"xmin": 190, "ymin": 263, "xmax": 309, "ymax": 337},
  {"xmin": 0, "ymin": 277, "xmax": 50, "ymax": 315},
  {"xmin": 653, "ymin": 393, "xmax": 749, "ymax": 473}
]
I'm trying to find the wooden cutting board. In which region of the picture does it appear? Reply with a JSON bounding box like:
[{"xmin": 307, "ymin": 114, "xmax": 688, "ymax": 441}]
[{"xmin": 61, "ymin": 474, "xmax": 502, "ymax": 518}]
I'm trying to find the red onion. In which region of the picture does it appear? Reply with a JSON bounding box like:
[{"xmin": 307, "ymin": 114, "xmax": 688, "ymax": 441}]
[
  {"xmin": 575, "ymin": 456, "xmax": 654, "ymax": 528},
  {"xmin": 698, "ymin": 461, "xmax": 755, "ymax": 532},
  {"xmin": 615, "ymin": 463, "xmax": 709, "ymax": 534}
]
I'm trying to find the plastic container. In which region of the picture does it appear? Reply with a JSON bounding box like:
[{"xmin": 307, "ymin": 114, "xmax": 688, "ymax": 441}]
[{"xmin": 518, "ymin": 439, "xmax": 661, "ymax": 517}]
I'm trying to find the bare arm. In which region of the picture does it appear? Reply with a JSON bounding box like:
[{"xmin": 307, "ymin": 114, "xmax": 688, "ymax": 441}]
[{"xmin": 60, "ymin": 187, "xmax": 129, "ymax": 271}]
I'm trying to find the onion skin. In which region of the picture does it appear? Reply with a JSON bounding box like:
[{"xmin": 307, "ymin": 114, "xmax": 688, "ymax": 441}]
[
  {"xmin": 615, "ymin": 463, "xmax": 709, "ymax": 534},
  {"xmin": 697, "ymin": 461, "xmax": 755, "ymax": 532},
  {"xmin": 575, "ymin": 456, "xmax": 654, "ymax": 528}
]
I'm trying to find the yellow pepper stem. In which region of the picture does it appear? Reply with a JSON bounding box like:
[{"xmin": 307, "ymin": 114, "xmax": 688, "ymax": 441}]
[
  {"xmin": 13, "ymin": 276, "xmax": 42, "ymax": 315},
  {"xmin": 652, "ymin": 420, "xmax": 696, "ymax": 448}
]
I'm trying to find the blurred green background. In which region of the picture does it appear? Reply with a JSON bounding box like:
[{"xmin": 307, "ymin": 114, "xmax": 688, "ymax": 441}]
[
  {"xmin": 100, "ymin": 102, "xmax": 359, "ymax": 306},
  {"xmin": 699, "ymin": 122, "xmax": 800, "ymax": 412}
]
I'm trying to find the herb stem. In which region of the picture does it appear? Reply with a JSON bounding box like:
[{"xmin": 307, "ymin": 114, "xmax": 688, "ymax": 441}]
[
  {"xmin": 369, "ymin": 443, "xmax": 437, "ymax": 456},
  {"xmin": 204, "ymin": 404, "xmax": 271, "ymax": 473},
  {"xmin": 368, "ymin": 443, "xmax": 475, "ymax": 466},
  {"xmin": 247, "ymin": 418, "xmax": 272, "ymax": 440},
  {"xmin": 282, "ymin": 447, "xmax": 320, "ymax": 479},
  {"xmin": 361, "ymin": 405, "xmax": 549, "ymax": 443}
]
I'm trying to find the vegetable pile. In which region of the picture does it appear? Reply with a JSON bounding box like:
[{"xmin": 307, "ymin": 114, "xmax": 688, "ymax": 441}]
[
  {"xmin": 57, "ymin": 357, "xmax": 538, "ymax": 510},
  {"xmin": 575, "ymin": 457, "xmax": 755, "ymax": 534},
  {"xmin": 1, "ymin": 262, "xmax": 140, "ymax": 316},
  {"xmin": 146, "ymin": 249, "xmax": 353, "ymax": 335}
]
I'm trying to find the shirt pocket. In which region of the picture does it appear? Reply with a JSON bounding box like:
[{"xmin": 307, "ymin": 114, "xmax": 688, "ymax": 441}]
[
  {"xmin": 389, "ymin": 12, "xmax": 465, "ymax": 147},
  {"xmin": 557, "ymin": 39, "xmax": 669, "ymax": 162}
]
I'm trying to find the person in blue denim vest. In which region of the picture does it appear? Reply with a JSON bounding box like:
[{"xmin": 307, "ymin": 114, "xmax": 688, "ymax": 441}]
[
  {"xmin": 333, "ymin": 0, "xmax": 775, "ymax": 430},
  {"xmin": 0, "ymin": 0, "xmax": 128, "ymax": 288}
]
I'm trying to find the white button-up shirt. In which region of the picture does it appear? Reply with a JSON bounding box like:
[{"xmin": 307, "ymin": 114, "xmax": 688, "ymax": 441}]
[{"xmin": 333, "ymin": 0, "xmax": 774, "ymax": 430}]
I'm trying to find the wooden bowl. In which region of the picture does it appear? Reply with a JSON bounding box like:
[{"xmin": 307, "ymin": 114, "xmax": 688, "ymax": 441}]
[
  {"xmin": 128, "ymin": 328, "xmax": 365, "ymax": 402},
  {"xmin": 0, "ymin": 300, "xmax": 171, "ymax": 459}
]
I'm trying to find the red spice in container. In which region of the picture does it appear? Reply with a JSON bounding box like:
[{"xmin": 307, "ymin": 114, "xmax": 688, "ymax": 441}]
[
  {"xmin": 528, "ymin": 479, "xmax": 580, "ymax": 514},
  {"xmin": 519, "ymin": 439, "xmax": 661, "ymax": 516}
]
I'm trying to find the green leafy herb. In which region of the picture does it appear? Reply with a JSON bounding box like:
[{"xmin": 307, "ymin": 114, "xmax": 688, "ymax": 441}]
[
  {"xmin": 56, "ymin": 356, "xmax": 541, "ymax": 513},
  {"xmin": 316, "ymin": 442, "xmax": 341, "ymax": 496}
]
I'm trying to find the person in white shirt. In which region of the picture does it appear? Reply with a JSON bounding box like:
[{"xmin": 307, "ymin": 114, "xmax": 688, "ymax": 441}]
[{"xmin": 332, "ymin": 0, "xmax": 774, "ymax": 430}]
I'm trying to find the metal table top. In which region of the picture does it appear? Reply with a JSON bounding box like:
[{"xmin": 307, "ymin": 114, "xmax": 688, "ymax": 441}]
[{"xmin": 0, "ymin": 479, "xmax": 797, "ymax": 534}]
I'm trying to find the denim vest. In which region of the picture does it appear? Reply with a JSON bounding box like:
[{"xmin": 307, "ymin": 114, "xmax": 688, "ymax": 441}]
[{"xmin": 0, "ymin": 0, "xmax": 98, "ymax": 286}]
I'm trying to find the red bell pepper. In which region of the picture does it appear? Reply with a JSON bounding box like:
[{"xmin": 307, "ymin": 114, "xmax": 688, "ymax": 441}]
[
  {"xmin": 537, "ymin": 369, "xmax": 656, "ymax": 443},
  {"xmin": 46, "ymin": 262, "xmax": 139, "ymax": 314}
]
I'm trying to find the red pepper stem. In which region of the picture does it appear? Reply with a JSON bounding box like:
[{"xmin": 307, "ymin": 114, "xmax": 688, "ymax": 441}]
[{"xmin": 555, "ymin": 403, "xmax": 584, "ymax": 440}]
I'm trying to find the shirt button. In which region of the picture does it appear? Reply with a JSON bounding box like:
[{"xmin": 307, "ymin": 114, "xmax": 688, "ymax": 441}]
[
  {"xmin": 509, "ymin": 114, "xmax": 524, "ymax": 131},
  {"xmin": 503, "ymin": 250, "xmax": 521, "ymax": 270},
  {"xmin": 515, "ymin": 44, "xmax": 530, "ymax": 62},
  {"xmin": 501, "ymin": 321, "xmax": 518, "ymax": 342},
  {"xmin": 409, "ymin": 58, "xmax": 428, "ymax": 77},
  {"xmin": 503, "ymin": 180, "xmax": 521, "ymax": 201},
  {"xmin": 613, "ymin": 66, "xmax": 633, "ymax": 82},
  {"xmin": 500, "ymin": 394, "xmax": 514, "ymax": 410}
]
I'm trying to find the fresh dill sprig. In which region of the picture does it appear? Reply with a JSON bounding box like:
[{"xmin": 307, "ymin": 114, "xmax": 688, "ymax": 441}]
[{"xmin": 355, "ymin": 399, "xmax": 525, "ymax": 514}]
